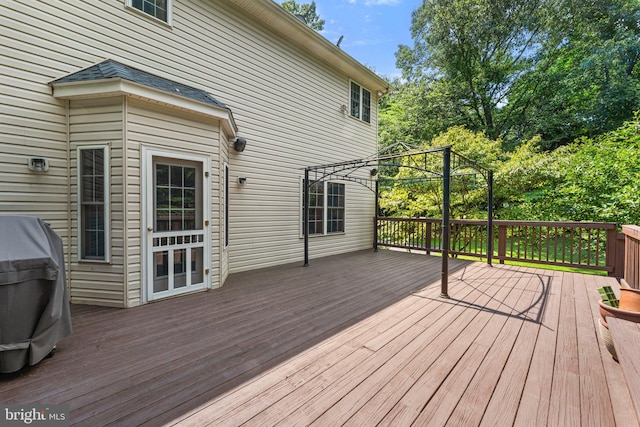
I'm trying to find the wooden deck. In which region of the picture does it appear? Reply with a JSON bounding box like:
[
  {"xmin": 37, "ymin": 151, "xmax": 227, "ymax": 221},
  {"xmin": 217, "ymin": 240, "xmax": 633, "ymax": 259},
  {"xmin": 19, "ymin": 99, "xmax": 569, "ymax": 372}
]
[{"xmin": 1, "ymin": 250, "xmax": 637, "ymax": 426}]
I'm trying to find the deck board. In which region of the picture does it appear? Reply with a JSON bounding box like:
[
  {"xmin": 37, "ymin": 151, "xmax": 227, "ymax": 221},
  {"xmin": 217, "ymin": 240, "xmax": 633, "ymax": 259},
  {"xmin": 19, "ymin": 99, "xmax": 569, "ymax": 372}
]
[
  {"xmin": 479, "ymin": 268, "xmax": 550, "ymax": 427},
  {"xmin": 437, "ymin": 267, "xmax": 541, "ymax": 426},
  {"xmin": 548, "ymin": 272, "xmax": 582, "ymax": 427},
  {"xmin": 573, "ymin": 270, "xmax": 617, "ymax": 427},
  {"xmin": 513, "ymin": 268, "xmax": 564, "ymax": 427},
  {"xmin": 378, "ymin": 264, "xmax": 525, "ymax": 426},
  {"xmin": 0, "ymin": 250, "xmax": 634, "ymax": 426},
  {"xmin": 443, "ymin": 267, "xmax": 542, "ymax": 427}
]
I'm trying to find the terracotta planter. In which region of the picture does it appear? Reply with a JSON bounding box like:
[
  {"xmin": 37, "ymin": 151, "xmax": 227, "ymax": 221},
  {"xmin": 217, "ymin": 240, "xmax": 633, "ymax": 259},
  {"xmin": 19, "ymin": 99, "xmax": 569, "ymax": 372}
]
[
  {"xmin": 598, "ymin": 300, "xmax": 640, "ymax": 360},
  {"xmin": 619, "ymin": 288, "xmax": 640, "ymax": 312},
  {"xmin": 599, "ymin": 300, "xmax": 640, "ymax": 324},
  {"xmin": 599, "ymin": 318, "xmax": 618, "ymax": 361}
]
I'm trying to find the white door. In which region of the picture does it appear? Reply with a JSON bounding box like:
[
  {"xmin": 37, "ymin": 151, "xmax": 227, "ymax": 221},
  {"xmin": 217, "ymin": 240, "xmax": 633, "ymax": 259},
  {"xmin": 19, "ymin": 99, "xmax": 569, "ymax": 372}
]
[{"xmin": 143, "ymin": 148, "xmax": 211, "ymax": 301}]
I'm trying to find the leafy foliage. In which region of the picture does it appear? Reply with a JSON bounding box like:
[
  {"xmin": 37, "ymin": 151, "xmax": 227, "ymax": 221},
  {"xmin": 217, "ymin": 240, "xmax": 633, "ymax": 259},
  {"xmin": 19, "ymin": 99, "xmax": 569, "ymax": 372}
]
[
  {"xmin": 280, "ymin": 1, "xmax": 325, "ymax": 31},
  {"xmin": 390, "ymin": 0, "xmax": 640, "ymax": 150},
  {"xmin": 379, "ymin": 117, "xmax": 640, "ymax": 225},
  {"xmin": 380, "ymin": 127, "xmax": 503, "ymax": 219},
  {"xmin": 531, "ymin": 114, "xmax": 640, "ymax": 224}
]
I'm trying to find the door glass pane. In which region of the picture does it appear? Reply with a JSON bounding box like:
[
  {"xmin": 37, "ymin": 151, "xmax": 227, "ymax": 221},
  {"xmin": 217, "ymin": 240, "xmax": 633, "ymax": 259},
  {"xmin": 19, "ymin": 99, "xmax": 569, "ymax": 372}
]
[
  {"xmin": 191, "ymin": 247, "xmax": 203, "ymax": 284},
  {"xmin": 155, "ymin": 163, "xmax": 201, "ymax": 231},
  {"xmin": 156, "ymin": 164, "xmax": 169, "ymax": 185},
  {"xmin": 184, "ymin": 189, "xmax": 195, "ymax": 208},
  {"xmin": 184, "ymin": 167, "xmax": 196, "ymax": 188},
  {"xmin": 154, "ymin": 251, "xmax": 169, "ymax": 292},
  {"xmin": 174, "ymin": 249, "xmax": 186, "ymax": 288},
  {"xmin": 171, "ymin": 165, "xmax": 182, "ymax": 187},
  {"xmin": 157, "ymin": 188, "xmax": 169, "ymax": 209},
  {"xmin": 156, "ymin": 210, "xmax": 170, "ymax": 231},
  {"xmin": 184, "ymin": 210, "xmax": 196, "ymax": 230}
]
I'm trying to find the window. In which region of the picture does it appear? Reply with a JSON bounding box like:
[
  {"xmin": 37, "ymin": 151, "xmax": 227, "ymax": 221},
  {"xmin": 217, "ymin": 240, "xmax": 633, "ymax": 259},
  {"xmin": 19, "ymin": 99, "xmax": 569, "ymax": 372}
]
[
  {"xmin": 350, "ymin": 81, "xmax": 371, "ymax": 123},
  {"xmin": 78, "ymin": 146, "xmax": 109, "ymax": 261},
  {"xmin": 154, "ymin": 163, "xmax": 200, "ymax": 232},
  {"xmin": 302, "ymin": 180, "xmax": 346, "ymax": 236},
  {"xmin": 128, "ymin": 0, "xmax": 171, "ymax": 24},
  {"xmin": 224, "ymin": 163, "xmax": 229, "ymax": 248},
  {"xmin": 306, "ymin": 181, "xmax": 325, "ymax": 235},
  {"xmin": 327, "ymin": 182, "xmax": 345, "ymax": 233}
]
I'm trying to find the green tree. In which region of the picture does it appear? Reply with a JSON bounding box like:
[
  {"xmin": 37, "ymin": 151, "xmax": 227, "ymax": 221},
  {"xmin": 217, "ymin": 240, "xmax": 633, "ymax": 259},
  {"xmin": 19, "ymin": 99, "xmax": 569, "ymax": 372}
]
[
  {"xmin": 380, "ymin": 127, "xmax": 504, "ymax": 219},
  {"xmin": 516, "ymin": 0, "xmax": 640, "ymax": 149},
  {"xmin": 397, "ymin": 0, "xmax": 552, "ymax": 142},
  {"xmin": 379, "ymin": 116, "xmax": 640, "ymax": 225},
  {"xmin": 494, "ymin": 136, "xmax": 564, "ymax": 219},
  {"xmin": 531, "ymin": 114, "xmax": 640, "ymax": 224},
  {"xmin": 378, "ymin": 79, "xmax": 467, "ymax": 150},
  {"xmin": 280, "ymin": 1, "xmax": 325, "ymax": 31},
  {"xmin": 394, "ymin": 0, "xmax": 640, "ymax": 150}
]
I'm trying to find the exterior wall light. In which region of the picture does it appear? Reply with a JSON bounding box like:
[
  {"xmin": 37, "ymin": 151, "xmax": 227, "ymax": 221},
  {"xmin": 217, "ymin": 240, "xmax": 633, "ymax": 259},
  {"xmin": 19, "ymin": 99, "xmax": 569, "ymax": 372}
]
[
  {"xmin": 233, "ymin": 137, "xmax": 247, "ymax": 152},
  {"xmin": 238, "ymin": 176, "xmax": 247, "ymax": 185},
  {"xmin": 28, "ymin": 157, "xmax": 49, "ymax": 172}
]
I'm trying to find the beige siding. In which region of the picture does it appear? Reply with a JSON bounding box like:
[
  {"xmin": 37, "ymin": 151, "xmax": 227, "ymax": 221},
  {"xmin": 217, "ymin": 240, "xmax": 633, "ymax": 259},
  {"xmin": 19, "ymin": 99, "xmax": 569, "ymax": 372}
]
[
  {"xmin": 127, "ymin": 99, "xmax": 221, "ymax": 305},
  {"xmin": 2, "ymin": 0, "xmax": 380, "ymax": 299},
  {"xmin": 0, "ymin": 43, "xmax": 68, "ymax": 234},
  {"xmin": 219, "ymin": 134, "xmax": 231, "ymax": 286},
  {"xmin": 69, "ymin": 97, "xmax": 125, "ymax": 307}
]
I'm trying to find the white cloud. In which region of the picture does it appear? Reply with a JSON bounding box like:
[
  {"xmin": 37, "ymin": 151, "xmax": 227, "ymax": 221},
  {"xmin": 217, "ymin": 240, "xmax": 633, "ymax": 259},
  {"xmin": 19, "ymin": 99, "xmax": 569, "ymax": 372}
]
[
  {"xmin": 344, "ymin": 0, "xmax": 401, "ymax": 5},
  {"xmin": 347, "ymin": 38, "xmax": 378, "ymax": 47},
  {"xmin": 364, "ymin": 0, "xmax": 402, "ymax": 5}
]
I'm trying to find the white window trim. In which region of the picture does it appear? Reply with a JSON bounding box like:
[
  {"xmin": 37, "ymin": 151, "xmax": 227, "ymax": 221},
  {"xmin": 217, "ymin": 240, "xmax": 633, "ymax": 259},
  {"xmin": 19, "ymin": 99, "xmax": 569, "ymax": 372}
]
[
  {"xmin": 349, "ymin": 80, "xmax": 372, "ymax": 124},
  {"xmin": 125, "ymin": 0, "xmax": 173, "ymax": 26},
  {"xmin": 223, "ymin": 162, "xmax": 229, "ymax": 249},
  {"xmin": 300, "ymin": 178, "xmax": 346, "ymax": 237},
  {"xmin": 77, "ymin": 144, "xmax": 110, "ymax": 263}
]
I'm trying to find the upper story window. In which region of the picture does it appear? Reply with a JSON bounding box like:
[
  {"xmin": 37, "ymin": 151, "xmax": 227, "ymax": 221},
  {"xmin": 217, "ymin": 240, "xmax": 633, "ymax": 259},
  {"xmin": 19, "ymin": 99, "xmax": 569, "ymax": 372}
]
[
  {"xmin": 128, "ymin": 0, "xmax": 171, "ymax": 24},
  {"xmin": 350, "ymin": 81, "xmax": 371, "ymax": 123}
]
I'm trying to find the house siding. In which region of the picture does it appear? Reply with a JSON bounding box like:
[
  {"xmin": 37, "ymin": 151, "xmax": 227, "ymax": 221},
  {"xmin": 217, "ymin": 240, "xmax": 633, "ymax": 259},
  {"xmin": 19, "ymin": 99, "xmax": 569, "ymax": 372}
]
[
  {"xmin": 1, "ymin": 0, "xmax": 381, "ymax": 305},
  {"xmin": 220, "ymin": 135, "xmax": 231, "ymax": 286},
  {"xmin": 69, "ymin": 97, "xmax": 125, "ymax": 307},
  {"xmin": 127, "ymin": 99, "xmax": 222, "ymax": 305}
]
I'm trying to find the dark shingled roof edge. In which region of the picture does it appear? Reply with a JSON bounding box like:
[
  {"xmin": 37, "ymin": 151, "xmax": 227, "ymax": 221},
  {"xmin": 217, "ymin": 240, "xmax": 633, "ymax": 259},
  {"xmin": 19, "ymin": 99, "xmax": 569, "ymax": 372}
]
[{"xmin": 52, "ymin": 59, "xmax": 229, "ymax": 110}]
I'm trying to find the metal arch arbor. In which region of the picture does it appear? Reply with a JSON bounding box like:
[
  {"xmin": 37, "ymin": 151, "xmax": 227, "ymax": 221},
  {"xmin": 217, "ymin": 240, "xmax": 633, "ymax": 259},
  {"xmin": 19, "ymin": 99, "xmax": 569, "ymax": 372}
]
[{"xmin": 303, "ymin": 144, "xmax": 494, "ymax": 298}]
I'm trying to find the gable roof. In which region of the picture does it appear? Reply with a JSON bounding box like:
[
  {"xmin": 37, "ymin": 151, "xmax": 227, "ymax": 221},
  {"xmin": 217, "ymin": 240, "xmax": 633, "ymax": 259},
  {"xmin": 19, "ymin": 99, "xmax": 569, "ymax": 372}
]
[{"xmin": 51, "ymin": 59, "xmax": 229, "ymax": 110}]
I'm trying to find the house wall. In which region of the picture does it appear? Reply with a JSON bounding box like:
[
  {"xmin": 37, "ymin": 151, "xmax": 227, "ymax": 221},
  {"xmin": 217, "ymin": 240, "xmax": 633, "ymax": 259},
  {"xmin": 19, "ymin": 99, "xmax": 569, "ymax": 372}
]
[
  {"xmin": 1, "ymin": 0, "xmax": 379, "ymax": 304},
  {"xmin": 220, "ymin": 135, "xmax": 231, "ymax": 285},
  {"xmin": 210, "ymin": 2, "xmax": 379, "ymax": 272},
  {"xmin": 126, "ymin": 99, "xmax": 222, "ymax": 306},
  {"xmin": 69, "ymin": 97, "xmax": 126, "ymax": 307}
]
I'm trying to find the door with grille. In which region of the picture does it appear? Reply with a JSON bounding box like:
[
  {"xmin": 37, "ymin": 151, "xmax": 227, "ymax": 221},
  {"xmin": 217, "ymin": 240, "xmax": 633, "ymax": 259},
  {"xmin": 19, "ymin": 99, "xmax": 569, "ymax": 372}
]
[{"xmin": 144, "ymin": 149, "xmax": 210, "ymax": 301}]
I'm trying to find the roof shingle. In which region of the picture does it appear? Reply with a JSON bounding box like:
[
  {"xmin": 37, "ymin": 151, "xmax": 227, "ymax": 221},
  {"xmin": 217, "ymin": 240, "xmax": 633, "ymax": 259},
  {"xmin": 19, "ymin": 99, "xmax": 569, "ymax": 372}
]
[{"xmin": 52, "ymin": 59, "xmax": 228, "ymax": 109}]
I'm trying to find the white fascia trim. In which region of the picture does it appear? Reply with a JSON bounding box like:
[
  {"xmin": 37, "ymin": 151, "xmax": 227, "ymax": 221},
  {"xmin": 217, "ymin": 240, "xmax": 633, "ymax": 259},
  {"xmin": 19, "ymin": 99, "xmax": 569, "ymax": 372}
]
[{"xmin": 51, "ymin": 78, "xmax": 238, "ymax": 137}]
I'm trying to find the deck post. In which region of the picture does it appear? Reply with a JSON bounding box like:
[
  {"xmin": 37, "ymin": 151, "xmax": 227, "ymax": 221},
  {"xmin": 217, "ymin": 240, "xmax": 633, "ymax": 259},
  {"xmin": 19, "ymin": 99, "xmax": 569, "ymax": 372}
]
[
  {"xmin": 304, "ymin": 167, "xmax": 310, "ymax": 267},
  {"xmin": 374, "ymin": 179, "xmax": 379, "ymax": 252},
  {"xmin": 441, "ymin": 146, "xmax": 451, "ymax": 298},
  {"xmin": 487, "ymin": 170, "xmax": 494, "ymax": 266}
]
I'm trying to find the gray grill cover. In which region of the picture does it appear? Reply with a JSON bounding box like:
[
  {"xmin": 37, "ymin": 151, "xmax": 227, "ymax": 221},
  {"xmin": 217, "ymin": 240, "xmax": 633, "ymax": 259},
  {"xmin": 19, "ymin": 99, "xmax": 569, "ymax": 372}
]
[{"xmin": 0, "ymin": 216, "xmax": 72, "ymax": 373}]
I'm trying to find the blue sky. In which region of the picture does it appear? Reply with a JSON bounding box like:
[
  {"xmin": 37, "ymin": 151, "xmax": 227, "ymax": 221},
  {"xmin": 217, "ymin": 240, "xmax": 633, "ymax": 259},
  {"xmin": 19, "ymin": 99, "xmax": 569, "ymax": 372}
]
[{"xmin": 279, "ymin": 0, "xmax": 423, "ymax": 78}]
